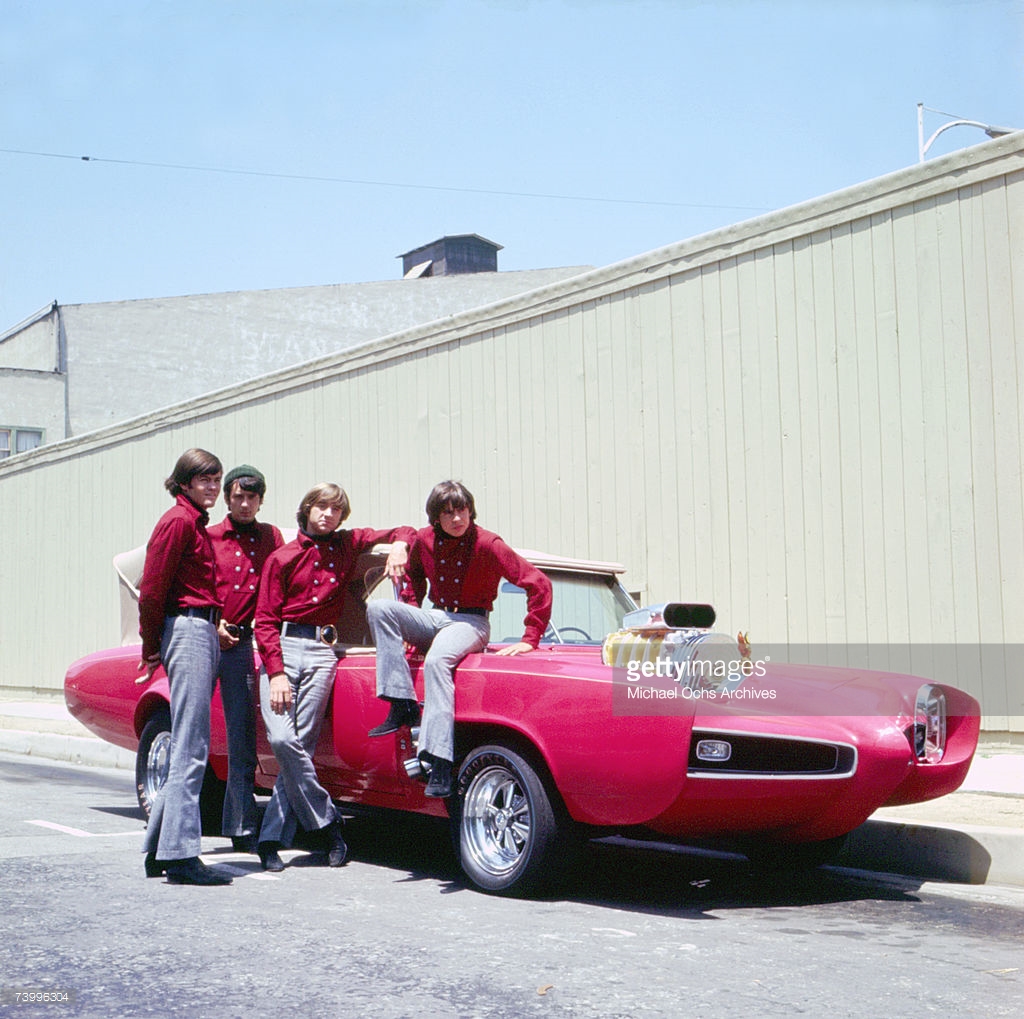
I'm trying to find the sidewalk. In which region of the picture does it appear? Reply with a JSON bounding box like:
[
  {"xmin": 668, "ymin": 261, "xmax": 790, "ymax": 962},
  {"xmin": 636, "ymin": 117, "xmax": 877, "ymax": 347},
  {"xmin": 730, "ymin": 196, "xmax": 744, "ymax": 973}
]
[{"xmin": 1, "ymin": 698, "xmax": 1021, "ymax": 886}]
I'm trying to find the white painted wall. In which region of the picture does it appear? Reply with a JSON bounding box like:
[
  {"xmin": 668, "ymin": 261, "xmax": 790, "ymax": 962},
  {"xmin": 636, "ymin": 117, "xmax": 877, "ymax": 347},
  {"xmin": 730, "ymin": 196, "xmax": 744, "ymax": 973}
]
[{"xmin": 1, "ymin": 135, "xmax": 1021, "ymax": 731}]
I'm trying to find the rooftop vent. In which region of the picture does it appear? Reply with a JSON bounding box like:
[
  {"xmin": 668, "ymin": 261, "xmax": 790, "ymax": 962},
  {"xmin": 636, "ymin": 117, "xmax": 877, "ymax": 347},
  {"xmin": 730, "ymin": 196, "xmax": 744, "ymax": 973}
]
[{"xmin": 398, "ymin": 234, "xmax": 503, "ymax": 278}]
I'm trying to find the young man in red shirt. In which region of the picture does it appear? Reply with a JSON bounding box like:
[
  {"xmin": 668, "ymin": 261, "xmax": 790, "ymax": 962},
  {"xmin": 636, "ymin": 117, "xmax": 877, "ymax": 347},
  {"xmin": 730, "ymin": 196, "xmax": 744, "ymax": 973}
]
[
  {"xmin": 208, "ymin": 465, "xmax": 284, "ymax": 854},
  {"xmin": 253, "ymin": 483, "xmax": 415, "ymax": 871},
  {"xmin": 138, "ymin": 448, "xmax": 233, "ymax": 885},
  {"xmin": 366, "ymin": 481, "xmax": 552, "ymax": 798}
]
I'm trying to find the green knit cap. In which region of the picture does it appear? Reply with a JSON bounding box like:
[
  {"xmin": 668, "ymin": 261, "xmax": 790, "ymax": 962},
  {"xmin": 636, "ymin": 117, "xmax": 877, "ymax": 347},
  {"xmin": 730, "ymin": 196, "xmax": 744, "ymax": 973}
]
[{"xmin": 223, "ymin": 464, "xmax": 266, "ymax": 494}]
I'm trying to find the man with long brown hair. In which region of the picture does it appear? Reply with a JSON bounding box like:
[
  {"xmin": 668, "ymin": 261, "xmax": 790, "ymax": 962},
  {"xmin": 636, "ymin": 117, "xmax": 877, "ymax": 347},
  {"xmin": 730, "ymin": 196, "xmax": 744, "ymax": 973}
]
[{"xmin": 138, "ymin": 447, "xmax": 233, "ymax": 885}]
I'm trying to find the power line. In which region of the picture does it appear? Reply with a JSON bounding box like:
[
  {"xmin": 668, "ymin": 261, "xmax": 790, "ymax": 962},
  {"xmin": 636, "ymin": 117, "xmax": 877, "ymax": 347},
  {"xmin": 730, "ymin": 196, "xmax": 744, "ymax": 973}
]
[{"xmin": 0, "ymin": 146, "xmax": 769, "ymax": 213}]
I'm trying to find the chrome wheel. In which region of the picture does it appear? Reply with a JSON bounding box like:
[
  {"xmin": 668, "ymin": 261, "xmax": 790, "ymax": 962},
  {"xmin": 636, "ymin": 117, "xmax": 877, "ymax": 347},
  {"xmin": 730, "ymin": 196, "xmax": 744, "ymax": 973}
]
[
  {"xmin": 145, "ymin": 730, "xmax": 171, "ymax": 805},
  {"xmin": 453, "ymin": 744, "xmax": 564, "ymax": 895},
  {"xmin": 135, "ymin": 708, "xmax": 171, "ymax": 818},
  {"xmin": 462, "ymin": 765, "xmax": 532, "ymax": 880}
]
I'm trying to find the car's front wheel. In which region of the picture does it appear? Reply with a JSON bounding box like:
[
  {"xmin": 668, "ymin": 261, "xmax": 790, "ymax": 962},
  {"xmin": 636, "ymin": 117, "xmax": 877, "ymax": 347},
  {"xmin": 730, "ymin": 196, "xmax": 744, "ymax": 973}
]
[
  {"xmin": 134, "ymin": 706, "xmax": 226, "ymax": 834},
  {"xmin": 452, "ymin": 744, "xmax": 566, "ymax": 896}
]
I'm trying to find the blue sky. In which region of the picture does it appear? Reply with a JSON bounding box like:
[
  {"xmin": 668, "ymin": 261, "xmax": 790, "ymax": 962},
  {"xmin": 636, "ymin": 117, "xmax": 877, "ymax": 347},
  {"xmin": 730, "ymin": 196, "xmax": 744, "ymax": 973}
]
[{"xmin": 2, "ymin": 0, "xmax": 1022, "ymax": 330}]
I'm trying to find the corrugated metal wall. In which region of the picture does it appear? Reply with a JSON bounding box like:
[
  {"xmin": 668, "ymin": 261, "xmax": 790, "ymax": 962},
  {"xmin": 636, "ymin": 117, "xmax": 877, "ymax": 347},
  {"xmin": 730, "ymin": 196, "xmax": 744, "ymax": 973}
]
[{"xmin": 2, "ymin": 136, "xmax": 1022, "ymax": 731}]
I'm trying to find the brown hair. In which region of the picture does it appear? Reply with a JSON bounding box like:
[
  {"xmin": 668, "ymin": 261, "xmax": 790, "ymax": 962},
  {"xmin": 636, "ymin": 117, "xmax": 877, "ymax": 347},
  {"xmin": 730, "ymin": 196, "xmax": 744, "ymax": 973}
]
[
  {"xmin": 296, "ymin": 482, "xmax": 351, "ymax": 530},
  {"xmin": 164, "ymin": 448, "xmax": 223, "ymax": 496},
  {"xmin": 425, "ymin": 480, "xmax": 476, "ymax": 527}
]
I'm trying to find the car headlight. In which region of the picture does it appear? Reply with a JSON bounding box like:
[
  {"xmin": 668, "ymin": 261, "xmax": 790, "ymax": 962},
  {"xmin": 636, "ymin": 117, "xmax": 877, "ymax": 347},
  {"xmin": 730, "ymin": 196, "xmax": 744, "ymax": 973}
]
[{"xmin": 913, "ymin": 684, "xmax": 947, "ymax": 763}]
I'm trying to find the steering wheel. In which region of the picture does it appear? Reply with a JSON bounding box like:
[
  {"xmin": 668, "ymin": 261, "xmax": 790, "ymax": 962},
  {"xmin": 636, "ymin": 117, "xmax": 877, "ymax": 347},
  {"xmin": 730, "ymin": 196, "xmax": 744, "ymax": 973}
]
[{"xmin": 544, "ymin": 623, "xmax": 593, "ymax": 643}]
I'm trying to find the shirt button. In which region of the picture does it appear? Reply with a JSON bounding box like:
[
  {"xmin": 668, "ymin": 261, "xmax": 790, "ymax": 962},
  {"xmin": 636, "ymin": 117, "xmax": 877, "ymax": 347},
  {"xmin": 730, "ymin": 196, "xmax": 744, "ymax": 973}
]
[
  {"xmin": 312, "ymin": 596, "xmax": 319, "ymax": 603},
  {"xmin": 235, "ymin": 550, "xmax": 242, "ymax": 557}
]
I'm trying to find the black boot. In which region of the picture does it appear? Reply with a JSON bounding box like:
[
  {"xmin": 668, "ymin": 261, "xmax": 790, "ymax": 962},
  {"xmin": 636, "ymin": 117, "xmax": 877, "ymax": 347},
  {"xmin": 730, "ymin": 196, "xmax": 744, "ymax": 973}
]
[
  {"xmin": 424, "ymin": 756, "xmax": 453, "ymax": 798},
  {"xmin": 324, "ymin": 818, "xmax": 348, "ymax": 867},
  {"xmin": 368, "ymin": 698, "xmax": 420, "ymax": 737},
  {"xmin": 144, "ymin": 852, "xmax": 166, "ymax": 878},
  {"xmin": 165, "ymin": 857, "xmax": 233, "ymax": 886},
  {"xmin": 231, "ymin": 834, "xmax": 258, "ymax": 854},
  {"xmin": 258, "ymin": 842, "xmax": 285, "ymax": 872}
]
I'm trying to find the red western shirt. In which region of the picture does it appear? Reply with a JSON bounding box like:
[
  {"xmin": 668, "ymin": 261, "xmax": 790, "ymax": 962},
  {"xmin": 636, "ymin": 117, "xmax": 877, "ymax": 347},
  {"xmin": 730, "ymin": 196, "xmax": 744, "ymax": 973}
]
[
  {"xmin": 138, "ymin": 494, "xmax": 219, "ymax": 659},
  {"xmin": 402, "ymin": 524, "xmax": 553, "ymax": 647},
  {"xmin": 208, "ymin": 517, "xmax": 285, "ymax": 627},
  {"xmin": 255, "ymin": 525, "xmax": 416, "ymax": 676}
]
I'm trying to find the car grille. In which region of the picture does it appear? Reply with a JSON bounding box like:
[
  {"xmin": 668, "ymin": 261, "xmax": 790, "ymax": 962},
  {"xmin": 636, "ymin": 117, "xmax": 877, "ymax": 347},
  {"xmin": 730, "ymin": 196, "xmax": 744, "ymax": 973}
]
[{"xmin": 688, "ymin": 729, "xmax": 856, "ymax": 777}]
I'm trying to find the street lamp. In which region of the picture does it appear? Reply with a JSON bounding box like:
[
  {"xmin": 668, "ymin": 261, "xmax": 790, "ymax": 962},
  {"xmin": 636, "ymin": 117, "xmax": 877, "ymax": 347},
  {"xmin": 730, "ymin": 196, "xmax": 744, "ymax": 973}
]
[{"xmin": 918, "ymin": 102, "xmax": 1018, "ymax": 162}]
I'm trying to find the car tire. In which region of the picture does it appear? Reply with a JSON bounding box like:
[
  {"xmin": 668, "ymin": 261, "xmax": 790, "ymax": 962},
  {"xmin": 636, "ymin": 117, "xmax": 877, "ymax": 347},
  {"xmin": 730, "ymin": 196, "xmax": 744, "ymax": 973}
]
[
  {"xmin": 134, "ymin": 706, "xmax": 227, "ymax": 836},
  {"xmin": 451, "ymin": 744, "xmax": 567, "ymax": 896},
  {"xmin": 136, "ymin": 707, "xmax": 172, "ymax": 820}
]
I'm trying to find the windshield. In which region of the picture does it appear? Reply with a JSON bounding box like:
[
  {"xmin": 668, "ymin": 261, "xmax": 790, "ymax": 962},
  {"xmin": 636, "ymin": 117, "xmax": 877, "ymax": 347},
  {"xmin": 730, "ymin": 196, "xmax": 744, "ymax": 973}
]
[{"xmin": 491, "ymin": 569, "xmax": 637, "ymax": 645}]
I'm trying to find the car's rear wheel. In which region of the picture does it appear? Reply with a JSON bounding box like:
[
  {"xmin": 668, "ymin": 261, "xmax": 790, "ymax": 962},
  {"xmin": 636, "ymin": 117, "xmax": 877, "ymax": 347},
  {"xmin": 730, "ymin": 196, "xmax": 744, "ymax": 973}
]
[
  {"xmin": 136, "ymin": 708, "xmax": 172, "ymax": 819},
  {"xmin": 452, "ymin": 744, "xmax": 566, "ymax": 896},
  {"xmin": 134, "ymin": 706, "xmax": 226, "ymax": 835}
]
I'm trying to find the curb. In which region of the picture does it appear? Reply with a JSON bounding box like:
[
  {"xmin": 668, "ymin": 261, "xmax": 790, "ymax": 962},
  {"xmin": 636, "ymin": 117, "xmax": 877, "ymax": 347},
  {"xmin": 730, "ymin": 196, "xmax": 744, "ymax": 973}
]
[
  {"xmin": 1, "ymin": 708, "xmax": 1021, "ymax": 889},
  {"xmin": 839, "ymin": 818, "xmax": 1024, "ymax": 887},
  {"xmin": 0, "ymin": 728, "xmax": 136, "ymax": 771}
]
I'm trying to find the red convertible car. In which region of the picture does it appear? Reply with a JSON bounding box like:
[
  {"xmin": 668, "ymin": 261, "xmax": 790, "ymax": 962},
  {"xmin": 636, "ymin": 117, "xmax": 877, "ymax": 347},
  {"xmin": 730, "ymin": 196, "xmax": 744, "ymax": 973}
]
[{"xmin": 64, "ymin": 545, "xmax": 980, "ymax": 895}]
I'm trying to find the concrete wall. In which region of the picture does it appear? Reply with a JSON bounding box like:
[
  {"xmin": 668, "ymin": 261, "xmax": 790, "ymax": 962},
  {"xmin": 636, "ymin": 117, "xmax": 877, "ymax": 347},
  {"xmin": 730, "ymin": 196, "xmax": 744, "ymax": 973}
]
[
  {"xmin": 55, "ymin": 267, "xmax": 590, "ymax": 435},
  {"xmin": 0, "ymin": 309, "xmax": 59, "ymax": 372},
  {"xmin": 0, "ymin": 307, "xmax": 65, "ymax": 446},
  {"xmin": 1, "ymin": 135, "xmax": 1021, "ymax": 732},
  {"xmin": 0, "ymin": 370, "xmax": 65, "ymax": 444}
]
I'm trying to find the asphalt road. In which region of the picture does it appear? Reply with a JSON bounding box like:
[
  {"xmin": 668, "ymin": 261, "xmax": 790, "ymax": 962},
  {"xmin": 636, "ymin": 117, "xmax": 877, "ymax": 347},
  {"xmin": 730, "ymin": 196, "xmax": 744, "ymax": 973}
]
[{"xmin": 1, "ymin": 753, "xmax": 1021, "ymax": 1019}]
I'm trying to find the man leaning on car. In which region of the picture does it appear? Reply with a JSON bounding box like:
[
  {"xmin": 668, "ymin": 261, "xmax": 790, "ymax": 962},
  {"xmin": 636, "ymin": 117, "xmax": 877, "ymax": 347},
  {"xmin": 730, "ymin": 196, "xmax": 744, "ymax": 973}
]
[{"xmin": 137, "ymin": 448, "xmax": 234, "ymax": 886}]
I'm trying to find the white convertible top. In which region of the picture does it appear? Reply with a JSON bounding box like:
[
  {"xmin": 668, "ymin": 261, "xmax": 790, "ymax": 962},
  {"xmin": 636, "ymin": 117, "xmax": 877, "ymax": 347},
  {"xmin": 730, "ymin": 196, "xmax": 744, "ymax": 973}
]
[{"xmin": 113, "ymin": 540, "xmax": 625, "ymax": 646}]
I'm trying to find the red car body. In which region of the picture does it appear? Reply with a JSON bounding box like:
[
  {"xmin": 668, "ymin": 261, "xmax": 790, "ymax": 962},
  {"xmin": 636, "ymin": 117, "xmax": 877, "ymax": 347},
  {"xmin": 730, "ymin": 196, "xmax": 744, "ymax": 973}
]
[{"xmin": 64, "ymin": 549, "xmax": 980, "ymax": 894}]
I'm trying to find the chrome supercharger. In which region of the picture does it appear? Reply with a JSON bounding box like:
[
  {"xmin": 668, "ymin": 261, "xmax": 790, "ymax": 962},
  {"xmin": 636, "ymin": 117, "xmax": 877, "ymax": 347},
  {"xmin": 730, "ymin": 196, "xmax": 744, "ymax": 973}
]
[{"xmin": 402, "ymin": 727, "xmax": 431, "ymax": 782}]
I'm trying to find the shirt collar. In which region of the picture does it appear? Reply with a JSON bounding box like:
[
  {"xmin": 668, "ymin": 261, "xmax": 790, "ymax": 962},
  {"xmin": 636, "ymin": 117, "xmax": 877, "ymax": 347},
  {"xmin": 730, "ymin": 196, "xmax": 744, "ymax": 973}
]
[{"xmin": 176, "ymin": 492, "xmax": 209, "ymax": 525}]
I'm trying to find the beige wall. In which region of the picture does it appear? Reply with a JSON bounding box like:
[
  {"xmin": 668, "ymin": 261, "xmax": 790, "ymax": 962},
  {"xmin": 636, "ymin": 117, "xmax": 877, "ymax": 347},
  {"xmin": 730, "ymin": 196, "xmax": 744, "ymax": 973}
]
[{"xmin": 2, "ymin": 135, "xmax": 1022, "ymax": 731}]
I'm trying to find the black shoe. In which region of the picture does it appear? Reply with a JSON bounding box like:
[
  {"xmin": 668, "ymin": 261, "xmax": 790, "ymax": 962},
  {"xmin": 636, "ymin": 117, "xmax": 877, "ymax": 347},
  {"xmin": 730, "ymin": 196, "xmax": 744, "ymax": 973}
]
[
  {"xmin": 144, "ymin": 852, "xmax": 166, "ymax": 878},
  {"xmin": 325, "ymin": 819, "xmax": 348, "ymax": 867},
  {"xmin": 368, "ymin": 698, "xmax": 420, "ymax": 737},
  {"xmin": 165, "ymin": 857, "xmax": 233, "ymax": 886},
  {"xmin": 258, "ymin": 843, "xmax": 285, "ymax": 872},
  {"xmin": 424, "ymin": 757, "xmax": 453, "ymax": 798},
  {"xmin": 231, "ymin": 834, "xmax": 258, "ymax": 854}
]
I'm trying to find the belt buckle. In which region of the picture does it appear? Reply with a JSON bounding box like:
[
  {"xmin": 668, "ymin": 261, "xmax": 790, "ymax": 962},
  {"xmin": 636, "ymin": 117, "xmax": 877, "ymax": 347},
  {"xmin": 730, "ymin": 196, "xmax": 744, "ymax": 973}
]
[{"xmin": 320, "ymin": 624, "xmax": 338, "ymax": 646}]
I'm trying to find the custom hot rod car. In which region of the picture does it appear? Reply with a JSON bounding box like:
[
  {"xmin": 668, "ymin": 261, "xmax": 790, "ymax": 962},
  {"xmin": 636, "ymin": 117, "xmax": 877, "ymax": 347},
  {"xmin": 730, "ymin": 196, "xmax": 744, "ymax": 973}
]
[{"xmin": 64, "ymin": 545, "xmax": 980, "ymax": 895}]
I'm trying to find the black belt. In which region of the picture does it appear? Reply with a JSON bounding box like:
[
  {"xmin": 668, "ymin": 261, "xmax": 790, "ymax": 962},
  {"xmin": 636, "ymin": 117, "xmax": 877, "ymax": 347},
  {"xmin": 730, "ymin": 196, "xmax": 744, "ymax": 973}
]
[
  {"xmin": 280, "ymin": 621, "xmax": 338, "ymax": 645},
  {"xmin": 447, "ymin": 607, "xmax": 488, "ymax": 617},
  {"xmin": 169, "ymin": 606, "xmax": 221, "ymax": 624},
  {"xmin": 224, "ymin": 622, "xmax": 253, "ymax": 639}
]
